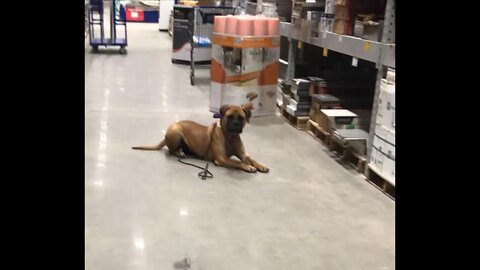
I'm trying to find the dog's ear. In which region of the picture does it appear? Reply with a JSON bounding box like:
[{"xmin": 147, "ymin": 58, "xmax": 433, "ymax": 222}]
[
  {"xmin": 242, "ymin": 106, "xmax": 252, "ymax": 123},
  {"xmin": 246, "ymin": 92, "xmax": 258, "ymax": 101},
  {"xmin": 219, "ymin": 105, "xmax": 230, "ymax": 117}
]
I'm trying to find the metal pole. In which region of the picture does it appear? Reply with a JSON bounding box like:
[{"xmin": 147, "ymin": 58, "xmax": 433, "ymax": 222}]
[
  {"xmin": 286, "ymin": 38, "xmax": 296, "ymax": 85},
  {"xmin": 111, "ymin": 0, "xmax": 116, "ymax": 43}
]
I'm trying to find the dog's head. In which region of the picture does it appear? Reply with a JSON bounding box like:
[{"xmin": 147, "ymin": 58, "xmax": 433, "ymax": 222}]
[{"xmin": 219, "ymin": 104, "xmax": 252, "ymax": 135}]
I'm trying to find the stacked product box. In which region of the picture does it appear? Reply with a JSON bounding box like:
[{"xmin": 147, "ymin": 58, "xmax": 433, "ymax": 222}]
[
  {"xmin": 309, "ymin": 93, "xmax": 342, "ymax": 124},
  {"xmin": 320, "ymin": 0, "xmax": 335, "ymax": 32},
  {"xmin": 287, "ymin": 79, "xmax": 311, "ymax": 116},
  {"xmin": 272, "ymin": 0, "xmax": 293, "ymax": 22},
  {"xmin": 277, "ymin": 79, "xmax": 292, "ymax": 109},
  {"xmin": 317, "ymin": 109, "xmax": 360, "ymax": 134},
  {"xmin": 209, "ymin": 14, "xmax": 280, "ymax": 117},
  {"xmin": 282, "ymin": 81, "xmax": 292, "ymax": 110},
  {"xmin": 370, "ymin": 69, "xmax": 395, "ymax": 184},
  {"xmin": 333, "ymin": 0, "xmax": 352, "ymax": 35}
]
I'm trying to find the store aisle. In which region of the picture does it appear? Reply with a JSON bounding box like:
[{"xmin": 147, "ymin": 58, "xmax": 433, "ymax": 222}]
[{"xmin": 85, "ymin": 23, "xmax": 394, "ymax": 270}]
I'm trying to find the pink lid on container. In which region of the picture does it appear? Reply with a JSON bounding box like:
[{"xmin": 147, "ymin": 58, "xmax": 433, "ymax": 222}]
[
  {"xmin": 267, "ymin": 17, "xmax": 279, "ymax": 36},
  {"xmin": 214, "ymin": 15, "xmax": 227, "ymax": 34},
  {"xmin": 253, "ymin": 16, "xmax": 268, "ymax": 36},
  {"xmin": 237, "ymin": 16, "xmax": 254, "ymax": 36},
  {"xmin": 225, "ymin": 15, "xmax": 238, "ymax": 35}
]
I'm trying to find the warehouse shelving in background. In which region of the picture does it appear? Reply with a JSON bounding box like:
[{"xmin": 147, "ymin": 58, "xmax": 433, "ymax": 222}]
[
  {"xmin": 279, "ymin": 0, "xmax": 395, "ymax": 198},
  {"xmin": 279, "ymin": 22, "xmax": 394, "ymax": 68}
]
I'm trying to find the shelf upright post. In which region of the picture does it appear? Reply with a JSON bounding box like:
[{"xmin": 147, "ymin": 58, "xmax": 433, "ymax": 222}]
[
  {"xmin": 366, "ymin": 0, "xmax": 395, "ymax": 177},
  {"xmin": 286, "ymin": 38, "xmax": 297, "ymax": 85}
]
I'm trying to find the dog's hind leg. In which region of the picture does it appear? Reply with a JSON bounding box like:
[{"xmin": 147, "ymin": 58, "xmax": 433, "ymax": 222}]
[{"xmin": 165, "ymin": 124, "xmax": 188, "ymax": 158}]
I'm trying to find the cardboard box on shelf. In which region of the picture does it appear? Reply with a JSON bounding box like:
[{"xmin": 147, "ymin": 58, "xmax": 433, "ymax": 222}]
[
  {"xmin": 309, "ymin": 102, "xmax": 322, "ymax": 123},
  {"xmin": 350, "ymin": 109, "xmax": 371, "ymax": 131},
  {"xmin": 309, "ymin": 94, "xmax": 342, "ymax": 124},
  {"xmin": 290, "ymin": 98, "xmax": 298, "ymax": 109},
  {"xmin": 375, "ymin": 79, "xmax": 395, "ymax": 131},
  {"xmin": 318, "ymin": 109, "xmax": 359, "ymax": 133},
  {"xmin": 281, "ymin": 92, "xmax": 291, "ymax": 110},
  {"xmin": 197, "ymin": 0, "xmax": 219, "ymax": 6},
  {"xmin": 286, "ymin": 104, "xmax": 295, "ymax": 115},
  {"xmin": 242, "ymin": 47, "xmax": 264, "ymax": 75},
  {"xmin": 210, "ymin": 35, "xmax": 280, "ymax": 117},
  {"xmin": 369, "ymin": 149, "xmax": 395, "ymax": 185},
  {"xmin": 333, "ymin": 18, "xmax": 352, "ymax": 35},
  {"xmin": 374, "ymin": 123, "xmax": 395, "ymax": 146},
  {"xmin": 307, "ymin": 11, "xmax": 322, "ymax": 21},
  {"xmin": 297, "ymin": 102, "xmax": 311, "ymax": 110},
  {"xmin": 286, "ymin": 104, "xmax": 309, "ymax": 117},
  {"xmin": 353, "ymin": 20, "xmax": 364, "ymax": 37},
  {"xmin": 276, "ymin": 90, "xmax": 283, "ymax": 107},
  {"xmin": 362, "ymin": 21, "xmax": 383, "ymax": 41},
  {"xmin": 277, "ymin": 99, "xmax": 283, "ymax": 107},
  {"xmin": 311, "ymin": 94, "xmax": 341, "ymax": 106},
  {"xmin": 332, "ymin": 128, "xmax": 369, "ymax": 155},
  {"xmin": 291, "ymin": 78, "xmax": 310, "ymax": 94},
  {"xmin": 373, "ymin": 134, "xmax": 395, "ymax": 160},
  {"xmin": 370, "ymin": 133, "xmax": 395, "ymax": 184},
  {"xmin": 332, "ymin": 0, "xmax": 352, "ymax": 35},
  {"xmin": 386, "ymin": 68, "xmax": 395, "ymax": 84},
  {"xmin": 320, "ymin": 15, "xmax": 334, "ymax": 32},
  {"xmin": 349, "ymin": 139, "xmax": 367, "ymax": 156},
  {"xmin": 334, "ymin": 4, "xmax": 350, "ymax": 20},
  {"xmin": 308, "ymin": 77, "xmax": 330, "ymax": 95},
  {"xmin": 325, "ymin": 0, "xmax": 336, "ymax": 14}
]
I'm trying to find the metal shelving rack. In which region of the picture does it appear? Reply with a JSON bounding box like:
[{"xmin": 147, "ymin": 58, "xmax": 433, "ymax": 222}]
[{"xmin": 280, "ymin": 0, "xmax": 395, "ymax": 179}]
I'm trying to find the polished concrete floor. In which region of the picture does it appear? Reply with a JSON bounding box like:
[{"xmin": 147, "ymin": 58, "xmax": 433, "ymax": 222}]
[{"xmin": 85, "ymin": 23, "xmax": 395, "ymax": 270}]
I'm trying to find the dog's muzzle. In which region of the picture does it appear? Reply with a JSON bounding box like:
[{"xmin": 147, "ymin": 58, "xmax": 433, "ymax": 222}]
[{"xmin": 227, "ymin": 119, "xmax": 243, "ymax": 134}]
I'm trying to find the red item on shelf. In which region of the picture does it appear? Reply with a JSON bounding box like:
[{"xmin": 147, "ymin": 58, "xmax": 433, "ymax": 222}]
[{"xmin": 126, "ymin": 8, "xmax": 144, "ymax": 22}]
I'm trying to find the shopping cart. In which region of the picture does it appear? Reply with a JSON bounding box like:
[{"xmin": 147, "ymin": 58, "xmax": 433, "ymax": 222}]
[{"xmin": 188, "ymin": 6, "xmax": 235, "ymax": 85}]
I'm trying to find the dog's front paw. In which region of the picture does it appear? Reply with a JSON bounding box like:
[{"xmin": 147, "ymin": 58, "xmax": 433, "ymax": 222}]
[
  {"xmin": 255, "ymin": 164, "xmax": 269, "ymax": 173},
  {"xmin": 242, "ymin": 164, "xmax": 257, "ymax": 173}
]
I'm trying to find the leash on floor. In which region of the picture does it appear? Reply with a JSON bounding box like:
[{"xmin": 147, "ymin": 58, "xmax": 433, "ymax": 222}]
[
  {"xmin": 177, "ymin": 158, "xmax": 213, "ymax": 180},
  {"xmin": 177, "ymin": 121, "xmax": 217, "ymax": 180}
]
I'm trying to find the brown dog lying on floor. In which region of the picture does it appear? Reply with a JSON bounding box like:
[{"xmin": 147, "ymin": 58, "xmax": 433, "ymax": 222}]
[{"xmin": 132, "ymin": 104, "xmax": 269, "ymax": 173}]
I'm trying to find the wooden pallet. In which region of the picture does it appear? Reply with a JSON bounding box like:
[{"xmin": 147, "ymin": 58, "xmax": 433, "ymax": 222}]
[
  {"xmin": 329, "ymin": 139, "xmax": 367, "ymax": 173},
  {"xmin": 280, "ymin": 108, "xmax": 309, "ymax": 130},
  {"xmin": 306, "ymin": 119, "xmax": 366, "ymax": 173},
  {"xmin": 343, "ymin": 148, "xmax": 366, "ymax": 173},
  {"xmin": 366, "ymin": 164, "xmax": 395, "ymax": 200},
  {"xmin": 306, "ymin": 119, "xmax": 331, "ymax": 145}
]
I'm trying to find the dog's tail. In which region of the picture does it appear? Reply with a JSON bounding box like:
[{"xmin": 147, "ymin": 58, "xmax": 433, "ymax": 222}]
[{"xmin": 132, "ymin": 139, "xmax": 166, "ymax": 151}]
